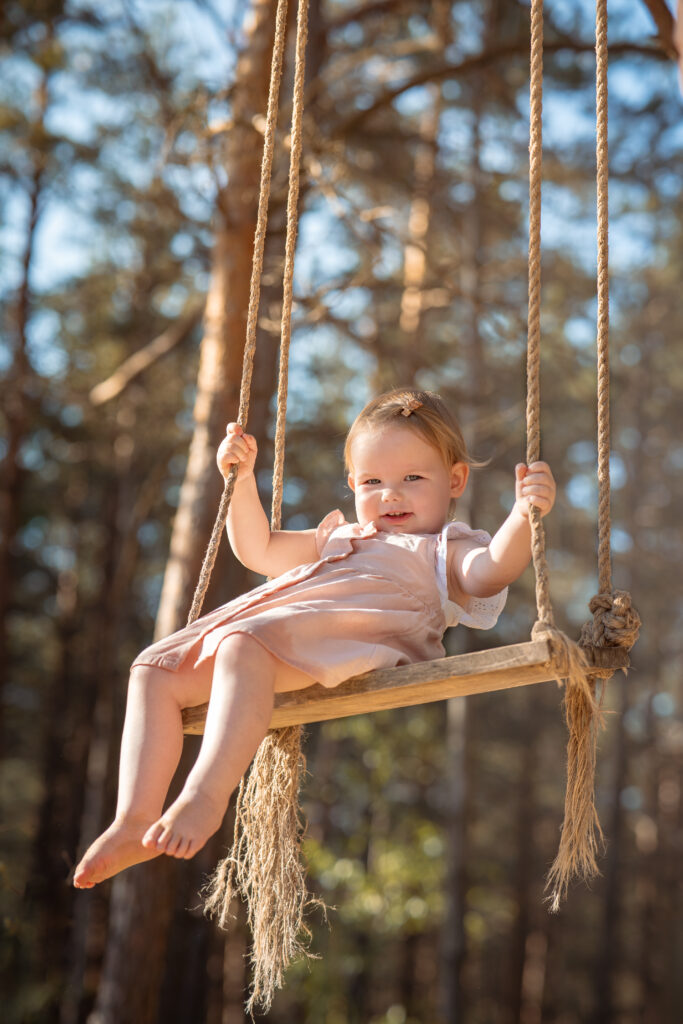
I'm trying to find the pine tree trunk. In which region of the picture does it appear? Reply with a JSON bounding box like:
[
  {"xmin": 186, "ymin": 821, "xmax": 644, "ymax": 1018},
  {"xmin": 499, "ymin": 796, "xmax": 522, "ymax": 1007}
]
[
  {"xmin": 592, "ymin": 348, "xmax": 648, "ymax": 1024},
  {"xmin": 439, "ymin": 697, "xmax": 468, "ymax": 1024},
  {"xmin": 439, "ymin": 44, "xmax": 488, "ymax": 1021},
  {"xmin": 626, "ymin": 352, "xmax": 670, "ymax": 1024},
  {"xmin": 154, "ymin": 0, "xmax": 286, "ymax": 639},
  {"xmin": 0, "ymin": 72, "xmax": 47, "ymax": 750},
  {"xmin": 591, "ymin": 679, "xmax": 629, "ymax": 1024},
  {"xmin": 376, "ymin": 0, "xmax": 449, "ymax": 392},
  {"xmin": 92, "ymin": 4, "xmax": 284, "ymax": 1021},
  {"xmin": 63, "ymin": 420, "xmax": 161, "ymax": 1024},
  {"xmin": 509, "ymin": 716, "xmax": 539, "ymax": 1022}
]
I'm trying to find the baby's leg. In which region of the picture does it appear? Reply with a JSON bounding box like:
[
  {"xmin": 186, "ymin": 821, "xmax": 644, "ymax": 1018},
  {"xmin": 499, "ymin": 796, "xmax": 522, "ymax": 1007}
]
[
  {"xmin": 142, "ymin": 634, "xmax": 277, "ymax": 859},
  {"xmin": 73, "ymin": 658, "xmax": 213, "ymax": 889}
]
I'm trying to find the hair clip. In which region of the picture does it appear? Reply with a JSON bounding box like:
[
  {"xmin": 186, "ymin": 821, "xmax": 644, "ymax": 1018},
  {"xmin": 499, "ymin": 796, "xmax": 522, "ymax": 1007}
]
[{"xmin": 400, "ymin": 398, "xmax": 423, "ymax": 417}]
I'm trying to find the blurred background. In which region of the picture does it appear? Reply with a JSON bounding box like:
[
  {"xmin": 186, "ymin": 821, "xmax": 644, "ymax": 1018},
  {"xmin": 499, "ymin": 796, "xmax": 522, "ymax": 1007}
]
[{"xmin": 1, "ymin": 1, "xmax": 681, "ymax": 1021}]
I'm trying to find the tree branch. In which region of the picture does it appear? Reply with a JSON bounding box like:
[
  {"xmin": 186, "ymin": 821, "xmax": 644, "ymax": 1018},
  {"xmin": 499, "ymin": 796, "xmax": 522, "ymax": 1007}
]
[
  {"xmin": 326, "ymin": 0, "xmax": 415, "ymax": 33},
  {"xmin": 640, "ymin": 0, "xmax": 679, "ymax": 58},
  {"xmin": 89, "ymin": 304, "xmax": 203, "ymax": 406},
  {"xmin": 335, "ymin": 38, "xmax": 673, "ymax": 137}
]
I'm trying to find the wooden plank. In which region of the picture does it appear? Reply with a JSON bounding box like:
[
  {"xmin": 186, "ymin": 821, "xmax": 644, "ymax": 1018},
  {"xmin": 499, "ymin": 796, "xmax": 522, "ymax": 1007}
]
[{"xmin": 181, "ymin": 640, "xmax": 630, "ymax": 734}]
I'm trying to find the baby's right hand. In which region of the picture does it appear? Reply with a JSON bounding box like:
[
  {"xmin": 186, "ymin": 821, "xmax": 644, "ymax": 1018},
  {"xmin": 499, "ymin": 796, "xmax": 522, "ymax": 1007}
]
[{"xmin": 217, "ymin": 423, "xmax": 258, "ymax": 482}]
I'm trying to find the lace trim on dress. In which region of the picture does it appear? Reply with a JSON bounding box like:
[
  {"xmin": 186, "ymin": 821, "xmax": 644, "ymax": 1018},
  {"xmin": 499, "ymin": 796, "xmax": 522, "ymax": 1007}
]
[{"xmin": 436, "ymin": 521, "xmax": 508, "ymax": 630}]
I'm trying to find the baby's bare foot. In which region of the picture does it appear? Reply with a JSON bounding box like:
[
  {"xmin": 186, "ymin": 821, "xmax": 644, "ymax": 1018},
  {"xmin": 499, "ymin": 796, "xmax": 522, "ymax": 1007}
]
[
  {"xmin": 142, "ymin": 789, "xmax": 225, "ymax": 860},
  {"xmin": 73, "ymin": 817, "xmax": 159, "ymax": 889}
]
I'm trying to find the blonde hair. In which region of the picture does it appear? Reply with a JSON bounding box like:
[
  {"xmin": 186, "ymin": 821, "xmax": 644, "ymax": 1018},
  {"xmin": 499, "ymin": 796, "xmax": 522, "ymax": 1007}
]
[{"xmin": 344, "ymin": 387, "xmax": 476, "ymax": 474}]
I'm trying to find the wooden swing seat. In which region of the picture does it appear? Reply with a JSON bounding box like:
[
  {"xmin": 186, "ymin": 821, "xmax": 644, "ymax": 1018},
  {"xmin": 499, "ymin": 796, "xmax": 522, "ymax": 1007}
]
[{"xmin": 181, "ymin": 639, "xmax": 629, "ymax": 734}]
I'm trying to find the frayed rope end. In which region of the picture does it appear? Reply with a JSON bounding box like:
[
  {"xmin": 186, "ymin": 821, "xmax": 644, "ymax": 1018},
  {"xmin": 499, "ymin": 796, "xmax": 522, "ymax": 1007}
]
[
  {"xmin": 201, "ymin": 727, "xmax": 329, "ymax": 1016},
  {"xmin": 532, "ymin": 622, "xmax": 606, "ymax": 912}
]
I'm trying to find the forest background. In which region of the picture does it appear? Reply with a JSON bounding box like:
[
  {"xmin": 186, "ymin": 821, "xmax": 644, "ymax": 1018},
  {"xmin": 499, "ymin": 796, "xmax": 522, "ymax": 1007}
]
[{"xmin": 1, "ymin": 1, "xmax": 682, "ymax": 1022}]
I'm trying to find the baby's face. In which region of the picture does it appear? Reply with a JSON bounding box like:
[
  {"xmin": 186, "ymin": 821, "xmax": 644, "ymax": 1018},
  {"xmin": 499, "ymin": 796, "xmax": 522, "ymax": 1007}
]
[{"xmin": 347, "ymin": 424, "xmax": 468, "ymax": 534}]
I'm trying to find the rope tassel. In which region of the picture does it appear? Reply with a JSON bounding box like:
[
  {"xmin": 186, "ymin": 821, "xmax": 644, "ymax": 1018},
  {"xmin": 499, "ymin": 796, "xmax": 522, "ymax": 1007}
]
[
  {"xmin": 544, "ymin": 589, "xmax": 641, "ymax": 911},
  {"xmin": 526, "ymin": 506, "xmax": 605, "ymax": 908},
  {"xmin": 536, "ymin": 623, "xmax": 605, "ymax": 912},
  {"xmin": 203, "ymin": 728, "xmax": 324, "ymax": 1016}
]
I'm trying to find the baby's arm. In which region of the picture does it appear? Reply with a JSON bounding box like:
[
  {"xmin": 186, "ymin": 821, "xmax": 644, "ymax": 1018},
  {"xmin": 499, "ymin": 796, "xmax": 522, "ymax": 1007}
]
[
  {"xmin": 218, "ymin": 424, "xmax": 319, "ymax": 577},
  {"xmin": 448, "ymin": 462, "xmax": 556, "ymax": 600}
]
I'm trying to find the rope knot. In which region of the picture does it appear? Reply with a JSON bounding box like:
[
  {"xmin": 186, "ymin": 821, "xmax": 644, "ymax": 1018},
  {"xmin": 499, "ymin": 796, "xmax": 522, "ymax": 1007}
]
[
  {"xmin": 531, "ymin": 618, "xmax": 555, "ymax": 641},
  {"xmin": 581, "ymin": 589, "xmax": 641, "ymax": 651}
]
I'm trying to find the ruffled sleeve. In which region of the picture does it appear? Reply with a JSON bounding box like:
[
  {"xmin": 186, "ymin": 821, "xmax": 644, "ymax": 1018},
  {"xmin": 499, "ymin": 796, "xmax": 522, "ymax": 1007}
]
[
  {"xmin": 455, "ymin": 588, "xmax": 508, "ymax": 630},
  {"xmin": 438, "ymin": 521, "xmax": 508, "ymax": 630},
  {"xmin": 315, "ymin": 508, "xmax": 348, "ymax": 557}
]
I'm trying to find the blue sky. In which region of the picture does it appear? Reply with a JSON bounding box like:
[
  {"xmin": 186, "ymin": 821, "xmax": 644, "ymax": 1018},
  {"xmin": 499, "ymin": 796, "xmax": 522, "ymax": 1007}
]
[{"xmin": 1, "ymin": 0, "xmax": 679, "ymax": 367}]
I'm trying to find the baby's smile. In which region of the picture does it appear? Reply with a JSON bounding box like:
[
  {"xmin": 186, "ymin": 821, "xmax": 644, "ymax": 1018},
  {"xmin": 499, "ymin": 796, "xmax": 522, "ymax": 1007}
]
[{"xmin": 347, "ymin": 424, "xmax": 468, "ymax": 535}]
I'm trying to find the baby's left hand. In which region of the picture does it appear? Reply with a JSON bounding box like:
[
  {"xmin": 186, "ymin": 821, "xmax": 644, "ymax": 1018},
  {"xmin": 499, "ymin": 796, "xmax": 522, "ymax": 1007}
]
[{"xmin": 515, "ymin": 462, "xmax": 556, "ymax": 518}]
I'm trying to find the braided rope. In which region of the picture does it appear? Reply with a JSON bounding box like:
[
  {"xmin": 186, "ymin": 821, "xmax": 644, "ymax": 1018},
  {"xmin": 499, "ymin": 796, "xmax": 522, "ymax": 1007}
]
[
  {"xmin": 271, "ymin": 0, "xmax": 309, "ymax": 529},
  {"xmin": 595, "ymin": 0, "xmax": 612, "ymax": 596},
  {"xmin": 576, "ymin": 0, "xmax": 641, "ymax": 667},
  {"xmin": 525, "ymin": 0, "xmax": 555, "ymax": 634},
  {"xmin": 579, "ymin": 0, "xmax": 640, "ymax": 654},
  {"xmin": 186, "ymin": 0, "xmax": 290, "ymax": 628}
]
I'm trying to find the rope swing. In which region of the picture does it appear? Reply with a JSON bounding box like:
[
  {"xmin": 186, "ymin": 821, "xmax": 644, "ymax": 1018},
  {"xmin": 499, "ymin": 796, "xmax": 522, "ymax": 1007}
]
[
  {"xmin": 545, "ymin": 0, "xmax": 641, "ymax": 909},
  {"xmin": 177, "ymin": 0, "xmax": 640, "ymax": 1010}
]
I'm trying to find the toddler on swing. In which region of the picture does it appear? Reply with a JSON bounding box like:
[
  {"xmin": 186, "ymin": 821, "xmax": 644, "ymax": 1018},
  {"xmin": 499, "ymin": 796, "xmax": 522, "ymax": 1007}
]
[{"xmin": 74, "ymin": 387, "xmax": 555, "ymax": 889}]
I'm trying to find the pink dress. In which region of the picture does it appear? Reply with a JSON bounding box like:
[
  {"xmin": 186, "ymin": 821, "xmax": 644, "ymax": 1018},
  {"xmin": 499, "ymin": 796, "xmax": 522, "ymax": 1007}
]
[{"xmin": 132, "ymin": 510, "xmax": 507, "ymax": 688}]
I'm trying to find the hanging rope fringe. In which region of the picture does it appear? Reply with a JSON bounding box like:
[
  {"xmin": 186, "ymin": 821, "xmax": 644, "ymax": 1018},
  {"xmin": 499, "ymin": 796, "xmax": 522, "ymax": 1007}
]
[
  {"xmin": 544, "ymin": 590, "xmax": 641, "ymax": 911},
  {"xmin": 539, "ymin": 624, "xmax": 603, "ymax": 913},
  {"xmin": 530, "ymin": 612, "xmax": 603, "ymax": 912},
  {"xmin": 203, "ymin": 728, "xmax": 324, "ymax": 1016},
  {"xmin": 201, "ymin": 0, "xmax": 314, "ymax": 1013},
  {"xmin": 543, "ymin": 670, "xmax": 603, "ymax": 912}
]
